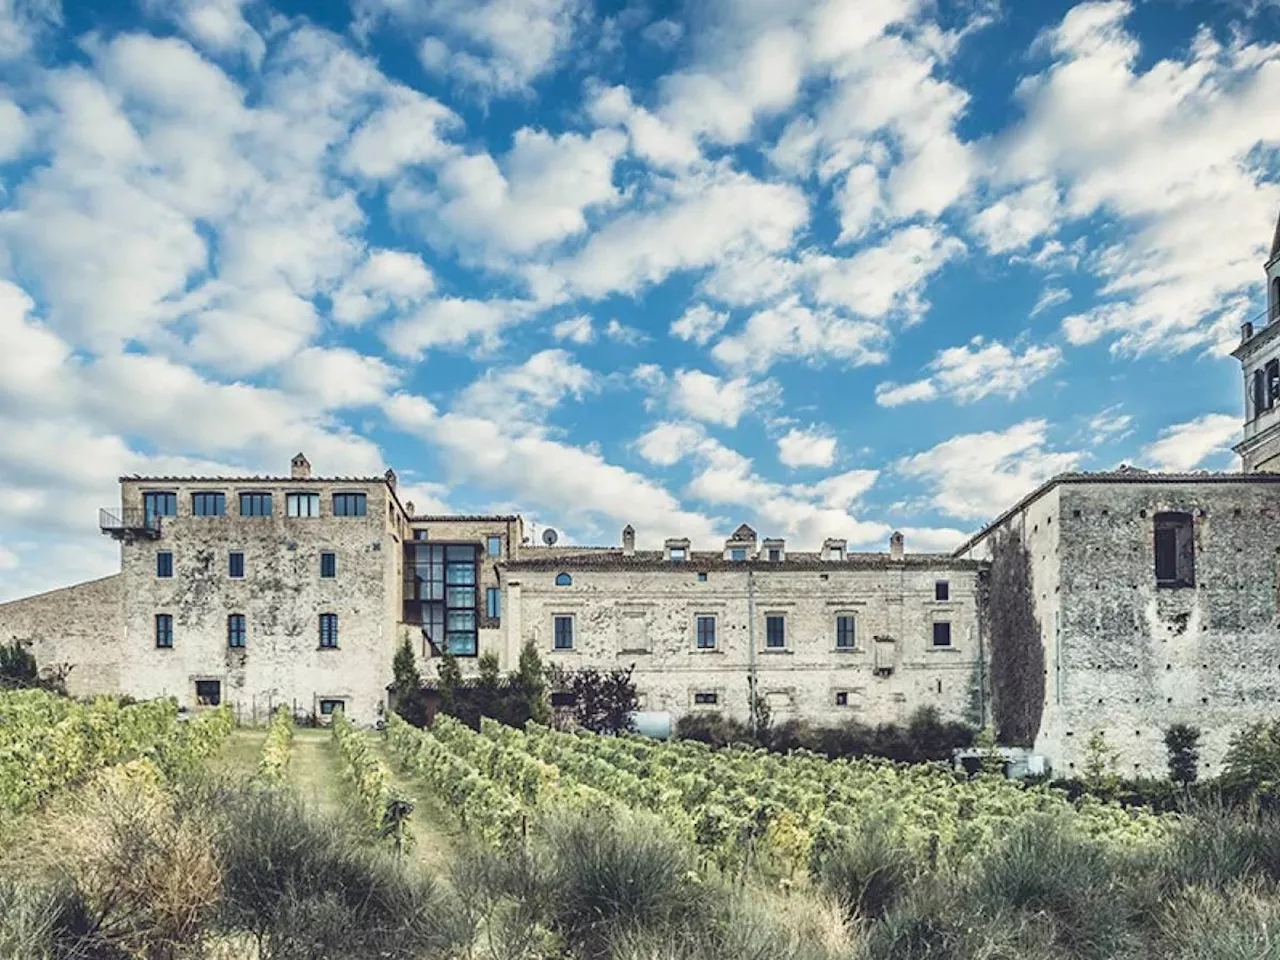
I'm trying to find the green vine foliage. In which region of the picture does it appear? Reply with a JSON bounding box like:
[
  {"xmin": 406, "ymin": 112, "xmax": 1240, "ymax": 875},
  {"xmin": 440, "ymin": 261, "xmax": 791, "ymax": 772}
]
[{"xmin": 987, "ymin": 528, "xmax": 1046, "ymax": 747}]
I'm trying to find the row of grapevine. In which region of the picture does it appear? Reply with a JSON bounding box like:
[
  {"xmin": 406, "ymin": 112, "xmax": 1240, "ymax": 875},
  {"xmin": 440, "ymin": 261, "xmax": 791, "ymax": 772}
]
[
  {"xmin": 331, "ymin": 711, "xmax": 398, "ymax": 838},
  {"xmin": 256, "ymin": 704, "xmax": 293, "ymax": 786},
  {"xmin": 0, "ymin": 692, "xmax": 235, "ymax": 814}
]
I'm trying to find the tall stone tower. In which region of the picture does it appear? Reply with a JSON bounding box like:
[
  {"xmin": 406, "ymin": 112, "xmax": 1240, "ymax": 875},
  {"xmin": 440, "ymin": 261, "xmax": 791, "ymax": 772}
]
[{"xmin": 1231, "ymin": 208, "xmax": 1280, "ymax": 473}]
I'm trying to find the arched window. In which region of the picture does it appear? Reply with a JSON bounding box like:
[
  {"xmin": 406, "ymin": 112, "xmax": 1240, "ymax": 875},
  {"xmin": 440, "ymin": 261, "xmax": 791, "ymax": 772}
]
[
  {"xmin": 1254, "ymin": 370, "xmax": 1266, "ymax": 418},
  {"xmin": 555, "ymin": 572, "xmax": 572, "ymax": 586}
]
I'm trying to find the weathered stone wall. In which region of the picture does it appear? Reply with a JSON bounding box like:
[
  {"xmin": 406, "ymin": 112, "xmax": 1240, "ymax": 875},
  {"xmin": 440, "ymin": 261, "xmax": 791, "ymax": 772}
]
[
  {"xmin": 506, "ymin": 558, "xmax": 985, "ymax": 728},
  {"xmin": 0, "ymin": 573, "xmax": 123, "ymax": 697},
  {"xmin": 118, "ymin": 478, "xmax": 398, "ymax": 725}
]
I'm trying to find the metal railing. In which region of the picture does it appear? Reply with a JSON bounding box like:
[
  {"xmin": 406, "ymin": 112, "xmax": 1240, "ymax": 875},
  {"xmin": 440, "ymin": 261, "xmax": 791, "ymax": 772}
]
[{"xmin": 99, "ymin": 507, "xmax": 162, "ymax": 538}]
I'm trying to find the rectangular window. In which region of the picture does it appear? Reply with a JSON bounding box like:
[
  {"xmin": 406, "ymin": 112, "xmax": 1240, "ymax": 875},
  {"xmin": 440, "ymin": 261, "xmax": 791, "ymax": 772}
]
[
  {"xmin": 194, "ymin": 680, "xmax": 221, "ymax": 706},
  {"xmin": 143, "ymin": 491, "xmax": 177, "ymax": 524},
  {"xmin": 192, "ymin": 492, "xmax": 226, "ymax": 516},
  {"xmin": 1154, "ymin": 512, "xmax": 1195, "ymax": 587},
  {"xmin": 413, "ymin": 529, "xmax": 429, "ymax": 540},
  {"xmin": 486, "ymin": 535, "xmax": 502, "ymax": 557},
  {"xmin": 404, "ymin": 543, "xmax": 478, "ymax": 656},
  {"xmin": 319, "ymin": 699, "xmax": 345, "ymax": 716},
  {"xmin": 550, "ymin": 691, "xmax": 577, "ymax": 708},
  {"xmin": 697, "ymin": 572, "xmax": 708, "ymax": 582},
  {"xmin": 729, "ymin": 548, "xmax": 747, "ymax": 561},
  {"xmin": 320, "ymin": 552, "xmax": 336, "ymax": 578},
  {"xmin": 767, "ymin": 549, "xmax": 781, "ymax": 562},
  {"xmin": 332, "ymin": 493, "xmax": 367, "ymax": 517},
  {"xmin": 156, "ymin": 552, "xmax": 173, "ymax": 578},
  {"xmin": 669, "ymin": 547, "xmax": 686, "ymax": 562},
  {"xmin": 1269, "ymin": 359, "xmax": 1280, "ymax": 407},
  {"xmin": 486, "ymin": 587, "xmax": 500, "ymax": 619},
  {"xmin": 765, "ymin": 615, "xmax": 785, "ymax": 649},
  {"xmin": 694, "ymin": 691, "xmax": 718, "ymax": 705},
  {"xmin": 835, "ymin": 691, "xmax": 849, "ymax": 706},
  {"xmin": 835, "ymin": 615, "xmax": 856, "ymax": 649},
  {"xmin": 319, "ymin": 613, "xmax": 339, "ymax": 649},
  {"xmin": 695, "ymin": 615, "xmax": 716, "ymax": 649},
  {"xmin": 155, "ymin": 614, "xmax": 173, "ymax": 648},
  {"xmin": 932, "ymin": 621, "xmax": 952, "ymax": 648},
  {"xmin": 227, "ymin": 614, "xmax": 246, "ymax": 648},
  {"xmin": 554, "ymin": 615, "xmax": 574, "ymax": 650},
  {"xmin": 286, "ymin": 492, "xmax": 320, "ymax": 517},
  {"xmin": 229, "ymin": 552, "xmax": 245, "ymax": 578},
  {"xmin": 238, "ymin": 492, "xmax": 272, "ymax": 517},
  {"xmin": 935, "ymin": 580, "xmax": 950, "ymax": 601}
]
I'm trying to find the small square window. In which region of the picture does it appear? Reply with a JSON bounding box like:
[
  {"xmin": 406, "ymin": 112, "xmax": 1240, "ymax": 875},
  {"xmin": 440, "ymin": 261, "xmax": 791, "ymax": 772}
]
[
  {"xmin": 765, "ymin": 615, "xmax": 785, "ymax": 649},
  {"xmin": 156, "ymin": 552, "xmax": 173, "ymax": 578},
  {"xmin": 932, "ymin": 621, "xmax": 952, "ymax": 648},
  {"xmin": 935, "ymin": 580, "xmax": 949, "ymax": 601},
  {"xmin": 320, "ymin": 552, "xmax": 336, "ymax": 578},
  {"xmin": 835, "ymin": 691, "xmax": 849, "ymax": 707},
  {"xmin": 487, "ymin": 535, "xmax": 502, "ymax": 557},
  {"xmin": 413, "ymin": 529, "xmax": 429, "ymax": 540},
  {"xmin": 694, "ymin": 691, "xmax": 718, "ymax": 705},
  {"xmin": 229, "ymin": 552, "xmax": 245, "ymax": 578},
  {"xmin": 195, "ymin": 680, "xmax": 221, "ymax": 706},
  {"xmin": 319, "ymin": 699, "xmax": 344, "ymax": 716},
  {"xmin": 697, "ymin": 572, "xmax": 708, "ymax": 582},
  {"xmin": 553, "ymin": 615, "xmax": 574, "ymax": 650},
  {"xmin": 333, "ymin": 493, "xmax": 367, "ymax": 517},
  {"xmin": 319, "ymin": 613, "xmax": 339, "ymax": 648},
  {"xmin": 192, "ymin": 492, "xmax": 226, "ymax": 516}
]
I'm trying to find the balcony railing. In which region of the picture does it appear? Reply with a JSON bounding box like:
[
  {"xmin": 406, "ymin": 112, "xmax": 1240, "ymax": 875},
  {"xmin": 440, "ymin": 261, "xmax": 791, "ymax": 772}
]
[{"xmin": 99, "ymin": 507, "xmax": 162, "ymax": 541}]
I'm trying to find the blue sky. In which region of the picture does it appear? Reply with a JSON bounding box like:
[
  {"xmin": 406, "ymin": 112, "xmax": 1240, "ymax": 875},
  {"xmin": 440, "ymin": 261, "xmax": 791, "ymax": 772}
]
[{"xmin": 0, "ymin": 0, "xmax": 1278, "ymax": 599}]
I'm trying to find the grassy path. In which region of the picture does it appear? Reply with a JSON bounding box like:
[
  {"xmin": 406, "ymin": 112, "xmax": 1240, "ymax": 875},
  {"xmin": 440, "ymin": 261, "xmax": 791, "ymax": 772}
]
[
  {"xmin": 208, "ymin": 728, "xmax": 266, "ymax": 778},
  {"xmin": 369, "ymin": 732, "xmax": 464, "ymax": 875},
  {"xmin": 287, "ymin": 728, "xmax": 351, "ymax": 820}
]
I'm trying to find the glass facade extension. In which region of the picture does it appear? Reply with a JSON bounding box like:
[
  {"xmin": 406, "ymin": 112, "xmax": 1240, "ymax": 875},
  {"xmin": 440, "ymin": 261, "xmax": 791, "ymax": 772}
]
[{"xmin": 403, "ymin": 542, "xmax": 479, "ymax": 656}]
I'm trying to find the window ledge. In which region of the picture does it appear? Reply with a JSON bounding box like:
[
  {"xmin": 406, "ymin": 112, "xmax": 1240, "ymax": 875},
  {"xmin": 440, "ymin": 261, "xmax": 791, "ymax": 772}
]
[
  {"xmin": 831, "ymin": 647, "xmax": 861, "ymax": 654},
  {"xmin": 927, "ymin": 646, "xmax": 960, "ymax": 652},
  {"xmin": 690, "ymin": 647, "xmax": 723, "ymax": 654},
  {"xmin": 317, "ymin": 646, "xmax": 340, "ymax": 651},
  {"xmin": 549, "ymin": 647, "xmax": 578, "ymax": 654},
  {"xmin": 1156, "ymin": 581, "xmax": 1196, "ymax": 590},
  {"xmin": 619, "ymin": 648, "xmax": 651, "ymax": 655},
  {"xmin": 760, "ymin": 648, "xmax": 793, "ymax": 655}
]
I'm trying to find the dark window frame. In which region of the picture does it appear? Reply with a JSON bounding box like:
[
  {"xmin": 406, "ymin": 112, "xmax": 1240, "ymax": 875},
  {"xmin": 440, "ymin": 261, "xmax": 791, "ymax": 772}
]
[
  {"xmin": 555, "ymin": 572, "xmax": 573, "ymax": 586},
  {"xmin": 403, "ymin": 542, "xmax": 478, "ymax": 656},
  {"xmin": 932, "ymin": 621, "xmax": 953, "ymax": 648},
  {"xmin": 194, "ymin": 680, "xmax": 221, "ymax": 706},
  {"xmin": 767, "ymin": 548, "xmax": 781, "ymax": 562},
  {"xmin": 1154, "ymin": 512, "xmax": 1196, "ymax": 588},
  {"xmin": 765, "ymin": 615, "xmax": 786, "ymax": 649},
  {"xmin": 332, "ymin": 492, "xmax": 368, "ymax": 517},
  {"xmin": 143, "ymin": 491, "xmax": 177, "ymax": 524},
  {"xmin": 319, "ymin": 613, "xmax": 339, "ymax": 649},
  {"xmin": 729, "ymin": 548, "xmax": 747, "ymax": 561},
  {"xmin": 693, "ymin": 691, "xmax": 718, "ymax": 705},
  {"xmin": 238, "ymin": 492, "xmax": 273, "ymax": 517},
  {"xmin": 486, "ymin": 535, "xmax": 502, "ymax": 557},
  {"xmin": 320, "ymin": 552, "xmax": 337, "ymax": 578},
  {"xmin": 695, "ymin": 614, "xmax": 716, "ymax": 649},
  {"xmin": 835, "ymin": 691, "xmax": 849, "ymax": 706},
  {"xmin": 156, "ymin": 551, "xmax": 173, "ymax": 579},
  {"xmin": 227, "ymin": 613, "xmax": 246, "ymax": 648},
  {"xmin": 835, "ymin": 614, "xmax": 856, "ymax": 650},
  {"xmin": 486, "ymin": 586, "xmax": 501, "ymax": 619},
  {"xmin": 553, "ymin": 614, "xmax": 574, "ymax": 650},
  {"xmin": 191, "ymin": 491, "xmax": 226, "ymax": 517},
  {"xmin": 935, "ymin": 580, "xmax": 950, "ymax": 601},
  {"xmin": 319, "ymin": 699, "xmax": 345, "ymax": 716},
  {"xmin": 155, "ymin": 613, "xmax": 173, "ymax": 649},
  {"xmin": 229, "ymin": 552, "xmax": 245, "ymax": 579}
]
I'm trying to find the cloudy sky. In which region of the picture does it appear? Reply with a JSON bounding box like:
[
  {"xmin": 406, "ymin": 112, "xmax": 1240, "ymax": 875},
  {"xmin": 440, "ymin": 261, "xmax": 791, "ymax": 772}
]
[{"xmin": 0, "ymin": 0, "xmax": 1278, "ymax": 600}]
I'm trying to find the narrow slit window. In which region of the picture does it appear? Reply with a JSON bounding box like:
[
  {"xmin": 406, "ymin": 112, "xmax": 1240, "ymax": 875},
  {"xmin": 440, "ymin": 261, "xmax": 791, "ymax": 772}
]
[
  {"xmin": 155, "ymin": 614, "xmax": 173, "ymax": 648},
  {"xmin": 694, "ymin": 691, "xmax": 718, "ymax": 705},
  {"xmin": 553, "ymin": 615, "xmax": 574, "ymax": 650},
  {"xmin": 696, "ymin": 615, "xmax": 716, "ymax": 649},
  {"xmin": 319, "ymin": 613, "xmax": 339, "ymax": 648},
  {"xmin": 227, "ymin": 614, "xmax": 246, "ymax": 648},
  {"xmin": 765, "ymin": 615, "xmax": 785, "ymax": 649},
  {"xmin": 320, "ymin": 552, "xmax": 336, "ymax": 578},
  {"xmin": 229, "ymin": 552, "xmax": 245, "ymax": 579},
  {"xmin": 1154, "ymin": 512, "xmax": 1195, "ymax": 587},
  {"xmin": 835, "ymin": 615, "xmax": 856, "ymax": 649},
  {"xmin": 486, "ymin": 587, "xmax": 501, "ymax": 619},
  {"xmin": 156, "ymin": 552, "xmax": 173, "ymax": 578}
]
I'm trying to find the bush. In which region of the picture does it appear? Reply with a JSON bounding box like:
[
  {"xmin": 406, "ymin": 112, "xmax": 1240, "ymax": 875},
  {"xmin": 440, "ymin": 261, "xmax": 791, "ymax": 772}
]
[
  {"xmin": 816, "ymin": 826, "xmax": 919, "ymax": 921},
  {"xmin": 675, "ymin": 711, "xmax": 754, "ymax": 747},
  {"xmin": 1158, "ymin": 885, "xmax": 1280, "ymax": 960},
  {"xmin": 1222, "ymin": 720, "xmax": 1280, "ymax": 800},
  {"xmin": 1166, "ymin": 723, "xmax": 1202, "ymax": 786}
]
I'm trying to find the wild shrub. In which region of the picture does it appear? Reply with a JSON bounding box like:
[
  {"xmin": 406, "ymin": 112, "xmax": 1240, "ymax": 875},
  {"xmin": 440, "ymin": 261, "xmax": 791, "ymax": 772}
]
[
  {"xmin": 816, "ymin": 825, "xmax": 919, "ymax": 921},
  {"xmin": 1157, "ymin": 884, "xmax": 1280, "ymax": 960}
]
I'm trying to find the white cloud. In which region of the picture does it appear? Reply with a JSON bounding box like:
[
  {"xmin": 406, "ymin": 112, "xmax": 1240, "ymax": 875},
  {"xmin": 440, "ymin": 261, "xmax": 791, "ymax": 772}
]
[
  {"xmin": 969, "ymin": 180, "xmax": 1061, "ymax": 254},
  {"xmin": 1087, "ymin": 406, "xmax": 1133, "ymax": 445},
  {"xmin": 0, "ymin": 0, "xmax": 60, "ymax": 61},
  {"xmin": 355, "ymin": 0, "xmax": 586, "ymax": 96},
  {"xmin": 455, "ymin": 349, "xmax": 596, "ymax": 429},
  {"xmin": 635, "ymin": 420, "xmax": 706, "ymax": 467},
  {"xmin": 897, "ymin": 418, "xmax": 1082, "ymax": 520},
  {"xmin": 1140, "ymin": 413, "xmax": 1240, "ymax": 471},
  {"xmin": 604, "ymin": 318, "xmax": 644, "ymax": 345},
  {"xmin": 342, "ymin": 85, "xmax": 460, "ymax": 179},
  {"xmin": 143, "ymin": 0, "xmax": 266, "ymax": 65},
  {"xmin": 777, "ymin": 426, "xmax": 837, "ymax": 468},
  {"xmin": 586, "ymin": 83, "xmax": 701, "ymax": 171},
  {"xmin": 0, "ymin": 96, "xmax": 30, "ymax": 162},
  {"xmin": 1030, "ymin": 286, "xmax": 1071, "ymax": 318},
  {"xmin": 641, "ymin": 17, "xmax": 682, "ymax": 48},
  {"xmin": 278, "ymin": 346, "xmax": 400, "ymax": 409},
  {"xmin": 552, "ymin": 314, "xmax": 594, "ymax": 344},
  {"xmin": 331, "ymin": 249, "xmax": 437, "ymax": 326},
  {"xmin": 670, "ymin": 303, "xmax": 729, "ymax": 345},
  {"xmin": 712, "ymin": 296, "xmax": 888, "ymax": 373},
  {"xmin": 875, "ymin": 336, "xmax": 1063, "ymax": 406},
  {"xmin": 670, "ymin": 369, "xmax": 771, "ymax": 428},
  {"xmin": 993, "ymin": 1, "xmax": 1280, "ymax": 355},
  {"xmin": 381, "ymin": 297, "xmax": 537, "ymax": 357}
]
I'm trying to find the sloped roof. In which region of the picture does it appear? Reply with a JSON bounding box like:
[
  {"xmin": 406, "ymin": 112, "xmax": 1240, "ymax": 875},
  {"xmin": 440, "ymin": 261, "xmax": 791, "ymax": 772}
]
[
  {"xmin": 729, "ymin": 523, "xmax": 758, "ymax": 541},
  {"xmin": 1271, "ymin": 205, "xmax": 1280, "ymax": 264}
]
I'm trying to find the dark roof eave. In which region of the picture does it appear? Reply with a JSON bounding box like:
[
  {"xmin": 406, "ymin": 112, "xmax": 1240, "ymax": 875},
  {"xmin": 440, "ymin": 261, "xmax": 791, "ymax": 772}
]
[
  {"xmin": 120, "ymin": 475, "xmax": 390, "ymax": 483},
  {"xmin": 502, "ymin": 552, "xmax": 984, "ymax": 572},
  {"xmin": 410, "ymin": 514, "xmax": 521, "ymax": 522}
]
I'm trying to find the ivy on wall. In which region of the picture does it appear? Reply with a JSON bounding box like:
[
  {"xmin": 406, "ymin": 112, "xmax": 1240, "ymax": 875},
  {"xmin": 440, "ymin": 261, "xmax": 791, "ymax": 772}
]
[{"xmin": 987, "ymin": 527, "xmax": 1046, "ymax": 747}]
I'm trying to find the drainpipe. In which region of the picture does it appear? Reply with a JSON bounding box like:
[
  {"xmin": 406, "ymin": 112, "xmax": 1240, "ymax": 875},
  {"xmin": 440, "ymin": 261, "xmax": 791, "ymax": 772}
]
[{"xmin": 748, "ymin": 569, "xmax": 759, "ymax": 736}]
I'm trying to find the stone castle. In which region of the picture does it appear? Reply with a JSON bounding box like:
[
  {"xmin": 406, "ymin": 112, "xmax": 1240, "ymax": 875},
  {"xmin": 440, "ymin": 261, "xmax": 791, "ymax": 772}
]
[{"xmin": 4, "ymin": 217, "xmax": 1280, "ymax": 777}]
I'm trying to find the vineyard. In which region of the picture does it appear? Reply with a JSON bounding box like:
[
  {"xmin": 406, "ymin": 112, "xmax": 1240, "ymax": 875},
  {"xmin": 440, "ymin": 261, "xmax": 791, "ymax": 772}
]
[{"xmin": 5, "ymin": 689, "xmax": 1280, "ymax": 960}]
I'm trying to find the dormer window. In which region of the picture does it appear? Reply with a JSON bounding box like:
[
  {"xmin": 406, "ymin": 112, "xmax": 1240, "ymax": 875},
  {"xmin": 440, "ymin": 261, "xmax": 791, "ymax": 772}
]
[
  {"xmin": 670, "ymin": 548, "xmax": 686, "ymax": 562},
  {"xmin": 729, "ymin": 548, "xmax": 747, "ymax": 561},
  {"xmin": 768, "ymin": 549, "xmax": 781, "ymax": 562}
]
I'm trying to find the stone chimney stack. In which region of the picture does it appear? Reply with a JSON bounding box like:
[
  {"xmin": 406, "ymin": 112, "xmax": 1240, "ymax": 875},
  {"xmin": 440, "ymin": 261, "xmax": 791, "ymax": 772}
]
[
  {"xmin": 384, "ymin": 468, "xmax": 397, "ymax": 490},
  {"xmin": 291, "ymin": 453, "xmax": 311, "ymax": 480},
  {"xmin": 622, "ymin": 524, "xmax": 636, "ymax": 556},
  {"xmin": 1243, "ymin": 321, "xmax": 1255, "ymax": 343},
  {"xmin": 405, "ymin": 501, "xmax": 415, "ymax": 516},
  {"xmin": 889, "ymin": 531, "xmax": 904, "ymax": 560}
]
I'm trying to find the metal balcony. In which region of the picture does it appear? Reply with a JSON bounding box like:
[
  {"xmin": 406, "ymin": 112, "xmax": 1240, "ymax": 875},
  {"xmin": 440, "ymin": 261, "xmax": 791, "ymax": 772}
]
[{"xmin": 99, "ymin": 507, "xmax": 162, "ymax": 541}]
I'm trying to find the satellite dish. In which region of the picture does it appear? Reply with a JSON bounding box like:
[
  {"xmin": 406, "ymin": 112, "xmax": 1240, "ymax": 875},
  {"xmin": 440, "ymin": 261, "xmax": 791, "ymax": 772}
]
[{"xmin": 542, "ymin": 528, "xmax": 559, "ymax": 546}]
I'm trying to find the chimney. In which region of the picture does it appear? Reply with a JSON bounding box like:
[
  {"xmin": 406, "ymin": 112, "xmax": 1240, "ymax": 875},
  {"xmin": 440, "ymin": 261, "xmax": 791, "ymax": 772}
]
[
  {"xmin": 290, "ymin": 453, "xmax": 311, "ymax": 480},
  {"xmin": 622, "ymin": 524, "xmax": 636, "ymax": 556},
  {"xmin": 384, "ymin": 468, "xmax": 397, "ymax": 490},
  {"xmin": 889, "ymin": 531, "xmax": 904, "ymax": 560},
  {"xmin": 821, "ymin": 537, "xmax": 847, "ymax": 561},
  {"xmin": 405, "ymin": 501, "xmax": 415, "ymax": 516},
  {"xmin": 1243, "ymin": 321, "xmax": 1255, "ymax": 342}
]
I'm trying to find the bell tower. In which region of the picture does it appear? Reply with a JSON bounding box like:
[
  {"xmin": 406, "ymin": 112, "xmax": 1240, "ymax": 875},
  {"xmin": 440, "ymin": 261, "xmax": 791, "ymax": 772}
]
[{"xmin": 1231, "ymin": 207, "xmax": 1280, "ymax": 473}]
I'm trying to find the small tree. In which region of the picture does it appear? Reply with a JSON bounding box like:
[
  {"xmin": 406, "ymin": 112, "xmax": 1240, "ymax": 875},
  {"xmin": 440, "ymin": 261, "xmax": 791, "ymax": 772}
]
[
  {"xmin": 549, "ymin": 664, "xmax": 638, "ymax": 735},
  {"xmin": 437, "ymin": 651, "xmax": 463, "ymax": 719},
  {"xmin": 389, "ymin": 638, "xmax": 429, "ymax": 726},
  {"xmin": 0, "ymin": 639, "xmax": 69, "ymax": 693},
  {"xmin": 1164, "ymin": 723, "xmax": 1201, "ymax": 786},
  {"xmin": 507, "ymin": 640, "xmax": 550, "ymax": 726},
  {"xmin": 1222, "ymin": 720, "xmax": 1280, "ymax": 798},
  {"xmin": 1081, "ymin": 729, "xmax": 1120, "ymax": 797},
  {"xmin": 974, "ymin": 724, "xmax": 1006, "ymax": 777}
]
